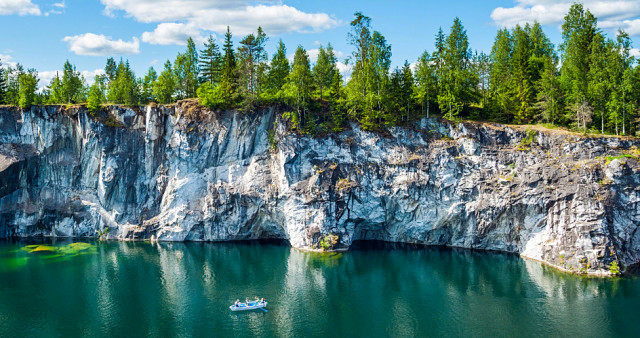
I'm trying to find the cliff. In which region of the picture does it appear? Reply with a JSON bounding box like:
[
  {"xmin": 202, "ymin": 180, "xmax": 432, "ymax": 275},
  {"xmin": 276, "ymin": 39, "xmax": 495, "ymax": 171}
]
[{"xmin": 1, "ymin": 103, "xmax": 639, "ymax": 275}]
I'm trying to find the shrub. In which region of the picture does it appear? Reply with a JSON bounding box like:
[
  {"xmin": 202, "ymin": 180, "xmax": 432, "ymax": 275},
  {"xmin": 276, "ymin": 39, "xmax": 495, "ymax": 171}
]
[{"xmin": 609, "ymin": 261, "xmax": 621, "ymax": 275}]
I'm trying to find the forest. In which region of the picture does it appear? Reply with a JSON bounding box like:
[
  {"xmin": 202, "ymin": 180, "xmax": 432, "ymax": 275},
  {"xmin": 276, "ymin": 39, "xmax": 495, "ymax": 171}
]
[{"xmin": 1, "ymin": 3, "xmax": 639, "ymax": 136}]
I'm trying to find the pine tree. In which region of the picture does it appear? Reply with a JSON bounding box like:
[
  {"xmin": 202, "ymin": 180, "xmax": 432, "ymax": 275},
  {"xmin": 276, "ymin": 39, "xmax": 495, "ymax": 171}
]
[
  {"xmin": 199, "ymin": 35, "xmax": 221, "ymax": 86},
  {"xmin": 153, "ymin": 61, "xmax": 175, "ymax": 104},
  {"xmin": 439, "ymin": 17, "xmax": 472, "ymax": 120},
  {"xmin": 47, "ymin": 73, "xmax": 64, "ymax": 104},
  {"xmin": 238, "ymin": 27, "xmax": 268, "ymax": 102},
  {"xmin": 263, "ymin": 40, "xmax": 289, "ymax": 101},
  {"xmin": 141, "ymin": 67, "xmax": 157, "ymax": 103},
  {"xmin": 560, "ymin": 3, "xmax": 598, "ymax": 130},
  {"xmin": 105, "ymin": 57, "xmax": 117, "ymax": 87},
  {"xmin": 313, "ymin": 44, "xmax": 337, "ymax": 100},
  {"xmin": 489, "ymin": 28, "xmax": 515, "ymax": 122},
  {"xmin": 18, "ymin": 69, "xmax": 38, "ymax": 109},
  {"xmin": 62, "ymin": 60, "xmax": 83, "ymax": 103},
  {"xmin": 0, "ymin": 58, "xmax": 6, "ymax": 104},
  {"xmin": 87, "ymin": 75, "xmax": 106, "ymax": 115},
  {"xmin": 218, "ymin": 26, "xmax": 238, "ymax": 106},
  {"xmin": 282, "ymin": 46, "xmax": 312, "ymax": 130},
  {"xmin": 414, "ymin": 51, "xmax": 436, "ymax": 118}
]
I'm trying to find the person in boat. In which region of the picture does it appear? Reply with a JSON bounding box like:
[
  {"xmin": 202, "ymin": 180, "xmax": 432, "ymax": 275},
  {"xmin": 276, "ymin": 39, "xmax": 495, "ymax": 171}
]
[
  {"xmin": 235, "ymin": 299, "xmax": 240, "ymax": 307},
  {"xmin": 245, "ymin": 297, "xmax": 250, "ymax": 305},
  {"xmin": 260, "ymin": 298, "xmax": 265, "ymax": 304},
  {"xmin": 254, "ymin": 296, "xmax": 259, "ymax": 302}
]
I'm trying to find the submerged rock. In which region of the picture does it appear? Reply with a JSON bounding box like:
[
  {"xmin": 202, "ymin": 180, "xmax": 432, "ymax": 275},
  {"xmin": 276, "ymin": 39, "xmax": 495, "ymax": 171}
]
[{"xmin": 1, "ymin": 103, "xmax": 639, "ymax": 275}]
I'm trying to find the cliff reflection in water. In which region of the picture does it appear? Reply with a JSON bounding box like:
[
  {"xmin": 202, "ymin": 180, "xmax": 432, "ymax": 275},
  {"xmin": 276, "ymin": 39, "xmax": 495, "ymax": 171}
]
[{"xmin": 1, "ymin": 240, "xmax": 639, "ymax": 337}]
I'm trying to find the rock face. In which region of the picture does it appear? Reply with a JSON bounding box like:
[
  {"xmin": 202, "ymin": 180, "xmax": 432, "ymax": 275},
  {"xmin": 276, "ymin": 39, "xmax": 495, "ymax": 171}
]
[{"xmin": 1, "ymin": 104, "xmax": 639, "ymax": 275}]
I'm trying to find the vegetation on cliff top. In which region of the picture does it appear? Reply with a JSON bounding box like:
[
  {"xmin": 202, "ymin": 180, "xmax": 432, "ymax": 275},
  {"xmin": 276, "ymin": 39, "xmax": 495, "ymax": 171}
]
[{"xmin": 1, "ymin": 3, "xmax": 640, "ymax": 136}]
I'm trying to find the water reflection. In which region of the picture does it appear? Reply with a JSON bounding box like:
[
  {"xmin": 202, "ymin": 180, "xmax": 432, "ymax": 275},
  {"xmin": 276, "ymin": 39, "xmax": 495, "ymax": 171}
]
[{"xmin": 1, "ymin": 240, "xmax": 640, "ymax": 337}]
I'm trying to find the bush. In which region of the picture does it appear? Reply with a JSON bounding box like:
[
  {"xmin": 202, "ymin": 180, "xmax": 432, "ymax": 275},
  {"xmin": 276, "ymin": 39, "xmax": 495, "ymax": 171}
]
[
  {"xmin": 319, "ymin": 234, "xmax": 339, "ymax": 251},
  {"xmin": 609, "ymin": 261, "xmax": 621, "ymax": 275}
]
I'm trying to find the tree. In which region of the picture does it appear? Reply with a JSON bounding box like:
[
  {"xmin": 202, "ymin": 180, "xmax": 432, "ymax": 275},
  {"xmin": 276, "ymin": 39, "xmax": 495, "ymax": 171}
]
[
  {"xmin": 18, "ymin": 69, "xmax": 38, "ymax": 109},
  {"xmin": 218, "ymin": 26, "xmax": 238, "ymax": 106},
  {"xmin": 535, "ymin": 57, "xmax": 563, "ymax": 124},
  {"xmin": 414, "ymin": 51, "xmax": 437, "ymax": 118},
  {"xmin": 313, "ymin": 44, "xmax": 338, "ymax": 100},
  {"xmin": 108, "ymin": 59, "xmax": 139, "ymax": 105},
  {"xmin": 173, "ymin": 37, "xmax": 199, "ymax": 100},
  {"xmin": 87, "ymin": 75, "xmax": 106, "ymax": 114},
  {"xmin": 153, "ymin": 61, "xmax": 175, "ymax": 104},
  {"xmin": 282, "ymin": 46, "xmax": 313, "ymax": 130},
  {"xmin": 46, "ymin": 73, "xmax": 64, "ymax": 104},
  {"xmin": 237, "ymin": 27, "xmax": 268, "ymax": 103},
  {"xmin": 263, "ymin": 39, "xmax": 290, "ymax": 102},
  {"xmin": 489, "ymin": 28, "xmax": 515, "ymax": 122},
  {"xmin": 346, "ymin": 11, "xmax": 373, "ymax": 117},
  {"xmin": 199, "ymin": 35, "xmax": 222, "ymax": 86},
  {"xmin": 62, "ymin": 60, "xmax": 83, "ymax": 103},
  {"xmin": 439, "ymin": 17, "xmax": 473, "ymax": 120},
  {"xmin": 105, "ymin": 57, "xmax": 117, "ymax": 87},
  {"xmin": 560, "ymin": 3, "xmax": 598, "ymax": 130},
  {"xmin": 141, "ymin": 67, "xmax": 157, "ymax": 103},
  {"xmin": 0, "ymin": 58, "xmax": 6, "ymax": 104}
]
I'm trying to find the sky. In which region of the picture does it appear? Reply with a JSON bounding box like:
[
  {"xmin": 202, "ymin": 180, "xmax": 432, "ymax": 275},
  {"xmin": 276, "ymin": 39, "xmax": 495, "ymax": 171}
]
[{"xmin": 1, "ymin": 0, "xmax": 640, "ymax": 88}]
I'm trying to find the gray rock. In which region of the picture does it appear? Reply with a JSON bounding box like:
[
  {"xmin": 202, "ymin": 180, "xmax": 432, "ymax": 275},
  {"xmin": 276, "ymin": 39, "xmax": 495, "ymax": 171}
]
[{"xmin": 1, "ymin": 104, "xmax": 639, "ymax": 276}]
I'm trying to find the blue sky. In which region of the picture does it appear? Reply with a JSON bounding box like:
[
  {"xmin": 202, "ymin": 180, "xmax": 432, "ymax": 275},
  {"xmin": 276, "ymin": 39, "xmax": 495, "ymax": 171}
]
[{"xmin": 1, "ymin": 0, "xmax": 639, "ymax": 88}]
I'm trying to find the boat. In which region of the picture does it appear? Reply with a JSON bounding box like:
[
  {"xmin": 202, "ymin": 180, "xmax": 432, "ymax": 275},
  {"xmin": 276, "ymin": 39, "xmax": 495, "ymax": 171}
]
[{"xmin": 229, "ymin": 300, "xmax": 268, "ymax": 311}]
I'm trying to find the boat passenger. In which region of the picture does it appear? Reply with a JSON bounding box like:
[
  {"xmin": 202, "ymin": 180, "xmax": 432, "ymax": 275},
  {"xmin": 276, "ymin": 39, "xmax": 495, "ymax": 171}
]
[
  {"xmin": 246, "ymin": 298, "xmax": 250, "ymax": 305},
  {"xmin": 261, "ymin": 298, "xmax": 265, "ymax": 303},
  {"xmin": 235, "ymin": 299, "xmax": 240, "ymax": 307}
]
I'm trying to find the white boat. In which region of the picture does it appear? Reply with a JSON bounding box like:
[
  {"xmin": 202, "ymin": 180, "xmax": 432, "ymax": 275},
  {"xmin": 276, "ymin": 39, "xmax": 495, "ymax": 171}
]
[{"xmin": 230, "ymin": 301, "xmax": 268, "ymax": 311}]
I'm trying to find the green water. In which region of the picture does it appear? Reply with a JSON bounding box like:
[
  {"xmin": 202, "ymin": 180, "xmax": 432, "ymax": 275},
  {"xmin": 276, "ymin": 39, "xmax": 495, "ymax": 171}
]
[{"xmin": 0, "ymin": 240, "xmax": 639, "ymax": 337}]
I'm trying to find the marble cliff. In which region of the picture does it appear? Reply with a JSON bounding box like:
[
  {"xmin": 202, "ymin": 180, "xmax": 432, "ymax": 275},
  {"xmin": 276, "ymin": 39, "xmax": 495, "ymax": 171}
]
[{"xmin": 1, "ymin": 103, "xmax": 639, "ymax": 275}]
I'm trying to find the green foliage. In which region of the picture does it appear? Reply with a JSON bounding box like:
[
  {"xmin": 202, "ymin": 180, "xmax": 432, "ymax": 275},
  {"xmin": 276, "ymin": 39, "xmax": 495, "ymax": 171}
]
[
  {"xmin": 153, "ymin": 61, "xmax": 175, "ymax": 104},
  {"xmin": 319, "ymin": 234, "xmax": 339, "ymax": 251},
  {"xmin": 517, "ymin": 129, "xmax": 538, "ymax": 151},
  {"xmin": 173, "ymin": 38, "xmax": 199, "ymax": 100},
  {"xmin": 62, "ymin": 60, "xmax": 84, "ymax": 103},
  {"xmin": 267, "ymin": 121, "xmax": 278, "ymax": 150},
  {"xmin": 609, "ymin": 261, "xmax": 621, "ymax": 275},
  {"xmin": 199, "ymin": 34, "xmax": 222, "ymax": 86},
  {"xmin": 0, "ymin": 58, "xmax": 6, "ymax": 104},
  {"xmin": 96, "ymin": 227, "xmax": 110, "ymax": 241},
  {"xmin": 313, "ymin": 44, "xmax": 338, "ymax": 100},
  {"xmin": 107, "ymin": 59, "xmax": 139, "ymax": 105},
  {"xmin": 18, "ymin": 70, "xmax": 38, "ymax": 109},
  {"xmin": 87, "ymin": 75, "xmax": 105, "ymax": 115}
]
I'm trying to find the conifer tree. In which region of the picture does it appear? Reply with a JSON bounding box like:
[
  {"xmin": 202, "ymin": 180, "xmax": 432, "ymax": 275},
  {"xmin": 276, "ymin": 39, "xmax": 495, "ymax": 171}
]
[
  {"xmin": 153, "ymin": 61, "xmax": 175, "ymax": 104},
  {"xmin": 199, "ymin": 35, "xmax": 221, "ymax": 86},
  {"xmin": 0, "ymin": 58, "xmax": 6, "ymax": 104},
  {"xmin": 62, "ymin": 60, "xmax": 83, "ymax": 103},
  {"xmin": 87, "ymin": 75, "xmax": 106, "ymax": 114},
  {"xmin": 47, "ymin": 73, "xmax": 64, "ymax": 104},
  {"xmin": 313, "ymin": 44, "xmax": 338, "ymax": 100},
  {"xmin": 263, "ymin": 40, "xmax": 289, "ymax": 101},
  {"xmin": 18, "ymin": 69, "xmax": 38, "ymax": 109}
]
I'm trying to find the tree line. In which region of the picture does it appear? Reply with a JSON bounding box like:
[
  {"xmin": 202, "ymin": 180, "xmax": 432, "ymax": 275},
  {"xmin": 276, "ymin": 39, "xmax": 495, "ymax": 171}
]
[{"xmin": 1, "ymin": 3, "xmax": 639, "ymax": 135}]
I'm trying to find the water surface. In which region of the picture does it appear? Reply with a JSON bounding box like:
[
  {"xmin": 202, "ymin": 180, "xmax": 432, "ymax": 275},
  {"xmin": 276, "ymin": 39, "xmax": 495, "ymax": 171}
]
[{"xmin": 0, "ymin": 240, "xmax": 638, "ymax": 337}]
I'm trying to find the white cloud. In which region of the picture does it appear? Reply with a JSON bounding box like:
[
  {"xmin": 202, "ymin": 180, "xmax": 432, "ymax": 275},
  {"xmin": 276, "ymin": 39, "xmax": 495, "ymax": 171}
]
[
  {"xmin": 53, "ymin": 1, "xmax": 65, "ymax": 8},
  {"xmin": 0, "ymin": 0, "xmax": 40, "ymax": 15},
  {"xmin": 491, "ymin": 0, "xmax": 640, "ymax": 37},
  {"xmin": 0, "ymin": 53, "xmax": 17, "ymax": 68},
  {"xmin": 63, "ymin": 33, "xmax": 140, "ymax": 56},
  {"xmin": 101, "ymin": 0, "xmax": 339, "ymax": 44},
  {"xmin": 141, "ymin": 22, "xmax": 206, "ymax": 45},
  {"xmin": 336, "ymin": 61, "xmax": 352, "ymax": 79},
  {"xmin": 631, "ymin": 48, "xmax": 640, "ymax": 57}
]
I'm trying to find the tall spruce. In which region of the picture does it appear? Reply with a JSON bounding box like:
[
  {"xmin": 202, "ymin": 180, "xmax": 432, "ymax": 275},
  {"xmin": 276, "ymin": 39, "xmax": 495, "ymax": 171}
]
[{"xmin": 199, "ymin": 35, "xmax": 222, "ymax": 86}]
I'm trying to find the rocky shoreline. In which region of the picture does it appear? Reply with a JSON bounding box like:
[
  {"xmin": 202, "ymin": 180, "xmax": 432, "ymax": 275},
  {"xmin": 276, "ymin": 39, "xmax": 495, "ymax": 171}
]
[{"xmin": 1, "ymin": 103, "xmax": 639, "ymax": 275}]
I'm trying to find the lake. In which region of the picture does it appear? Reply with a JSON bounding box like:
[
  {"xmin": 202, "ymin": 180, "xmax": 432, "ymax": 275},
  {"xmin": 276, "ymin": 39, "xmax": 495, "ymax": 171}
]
[{"xmin": 0, "ymin": 240, "xmax": 638, "ymax": 337}]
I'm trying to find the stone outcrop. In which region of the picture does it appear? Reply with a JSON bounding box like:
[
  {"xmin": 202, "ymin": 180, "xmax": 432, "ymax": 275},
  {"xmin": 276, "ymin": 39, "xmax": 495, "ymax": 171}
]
[{"xmin": 1, "ymin": 103, "xmax": 639, "ymax": 275}]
